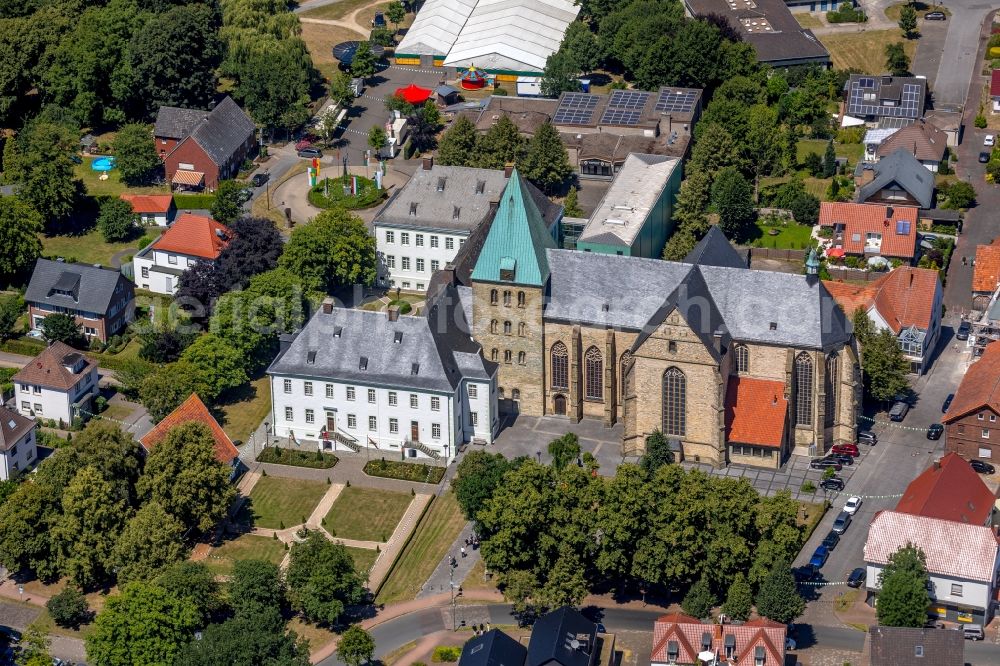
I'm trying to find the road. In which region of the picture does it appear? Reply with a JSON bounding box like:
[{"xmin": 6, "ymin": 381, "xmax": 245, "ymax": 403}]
[{"xmin": 932, "ymin": 2, "xmax": 994, "ymax": 108}]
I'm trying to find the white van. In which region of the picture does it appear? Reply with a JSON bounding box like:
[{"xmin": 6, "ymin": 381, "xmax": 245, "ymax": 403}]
[{"xmin": 963, "ymin": 624, "xmax": 984, "ymax": 641}]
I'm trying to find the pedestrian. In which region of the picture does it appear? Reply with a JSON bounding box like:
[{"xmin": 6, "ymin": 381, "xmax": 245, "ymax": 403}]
[
  {"xmin": 461, "ymin": 546, "xmax": 467, "ymax": 557},
  {"xmin": 963, "ymin": 256, "xmax": 968, "ymax": 266}
]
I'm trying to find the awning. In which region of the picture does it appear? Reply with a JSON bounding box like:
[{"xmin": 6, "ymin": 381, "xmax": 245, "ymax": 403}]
[
  {"xmin": 395, "ymin": 84, "xmax": 433, "ymax": 105},
  {"xmin": 172, "ymin": 170, "xmax": 204, "ymax": 187},
  {"xmin": 826, "ymin": 247, "xmax": 846, "ymax": 258}
]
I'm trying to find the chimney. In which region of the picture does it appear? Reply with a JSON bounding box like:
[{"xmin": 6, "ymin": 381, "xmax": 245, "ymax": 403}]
[
  {"xmin": 322, "ymin": 297, "xmax": 335, "ymax": 314},
  {"xmin": 388, "ymin": 305, "xmax": 400, "ymax": 322},
  {"xmin": 713, "ymin": 329, "xmax": 724, "ymax": 354},
  {"xmin": 488, "ymin": 200, "xmax": 500, "ymax": 215},
  {"xmin": 933, "ymin": 459, "xmax": 941, "ymax": 470},
  {"xmin": 422, "ymin": 156, "xmax": 433, "ymax": 171},
  {"xmin": 440, "ymin": 264, "xmax": 456, "ymax": 287},
  {"xmin": 504, "ymin": 164, "xmax": 514, "ymax": 178}
]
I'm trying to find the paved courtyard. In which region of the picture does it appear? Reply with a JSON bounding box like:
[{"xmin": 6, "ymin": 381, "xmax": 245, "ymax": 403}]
[{"xmin": 491, "ymin": 413, "xmax": 631, "ymax": 473}]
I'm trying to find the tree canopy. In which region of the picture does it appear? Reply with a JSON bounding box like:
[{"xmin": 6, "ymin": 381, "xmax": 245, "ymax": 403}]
[
  {"xmin": 113, "ymin": 123, "xmax": 160, "ymax": 185},
  {"xmin": 0, "ymin": 197, "xmax": 43, "ymax": 284},
  {"xmin": 876, "ymin": 544, "xmax": 930, "ymax": 627},
  {"xmin": 338, "ymin": 625, "xmax": 375, "ymax": 666},
  {"xmin": 279, "ymin": 208, "xmax": 377, "ymax": 292},
  {"xmin": 97, "ymin": 197, "xmax": 139, "ymax": 242},
  {"xmin": 286, "ymin": 531, "xmax": 367, "ymax": 625}
]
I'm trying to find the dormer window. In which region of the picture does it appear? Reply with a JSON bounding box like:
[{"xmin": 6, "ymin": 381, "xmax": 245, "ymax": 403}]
[
  {"xmin": 359, "ymin": 356, "xmax": 368, "ymax": 370},
  {"xmin": 437, "ymin": 177, "xmax": 446, "ymax": 192},
  {"xmin": 499, "ymin": 257, "xmax": 516, "ymax": 282},
  {"xmin": 394, "ymin": 331, "xmax": 403, "ymax": 344},
  {"xmin": 409, "ymin": 202, "xmax": 418, "ymax": 215},
  {"xmin": 666, "ymin": 641, "xmax": 678, "ymax": 664},
  {"xmin": 453, "ymin": 206, "xmax": 460, "ymax": 219},
  {"xmin": 724, "ymin": 634, "xmax": 735, "ymax": 658},
  {"xmin": 701, "ymin": 633, "xmax": 712, "ymax": 652},
  {"xmin": 306, "ymin": 350, "xmax": 316, "ymax": 365},
  {"xmin": 754, "ymin": 645, "xmax": 765, "ymax": 665},
  {"xmin": 475, "ymin": 180, "xmax": 485, "ymax": 194},
  {"xmin": 333, "ymin": 326, "xmax": 343, "ymax": 338}
]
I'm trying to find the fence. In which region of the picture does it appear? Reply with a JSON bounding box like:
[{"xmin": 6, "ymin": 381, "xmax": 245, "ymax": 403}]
[{"xmin": 741, "ymin": 247, "xmax": 886, "ymax": 283}]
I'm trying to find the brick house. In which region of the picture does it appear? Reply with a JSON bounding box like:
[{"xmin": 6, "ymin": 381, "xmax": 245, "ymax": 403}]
[
  {"xmin": 25, "ymin": 259, "xmax": 135, "ymax": 343},
  {"xmin": 140, "ymin": 393, "xmax": 240, "ymax": 478},
  {"xmin": 155, "ymin": 96, "xmax": 256, "ymax": 191},
  {"xmin": 943, "ymin": 341, "xmax": 1000, "ymax": 462},
  {"xmin": 651, "ymin": 613, "xmax": 786, "ymax": 666}
]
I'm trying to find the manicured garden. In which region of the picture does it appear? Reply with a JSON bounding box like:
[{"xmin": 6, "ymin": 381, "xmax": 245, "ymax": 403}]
[
  {"xmin": 307, "ymin": 176, "xmax": 386, "ymax": 210},
  {"xmin": 74, "ymin": 158, "xmax": 169, "ymax": 197},
  {"xmin": 345, "ymin": 546, "xmax": 380, "ymax": 575},
  {"xmin": 749, "ymin": 218, "xmax": 815, "ymax": 250},
  {"xmin": 204, "ymin": 533, "xmax": 287, "ymax": 576},
  {"xmin": 257, "ymin": 444, "xmax": 339, "ymax": 469},
  {"xmin": 244, "ymin": 476, "xmax": 329, "ymax": 529},
  {"xmin": 40, "ymin": 226, "xmax": 162, "ymax": 267},
  {"xmin": 364, "ymin": 458, "xmax": 445, "ymax": 484},
  {"xmin": 324, "ymin": 486, "xmax": 412, "ymax": 541},
  {"xmin": 219, "ymin": 376, "xmax": 274, "ymax": 444}
]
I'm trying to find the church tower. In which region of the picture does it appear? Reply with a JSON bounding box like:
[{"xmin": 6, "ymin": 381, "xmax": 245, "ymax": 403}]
[{"xmin": 470, "ymin": 169, "xmax": 555, "ymax": 417}]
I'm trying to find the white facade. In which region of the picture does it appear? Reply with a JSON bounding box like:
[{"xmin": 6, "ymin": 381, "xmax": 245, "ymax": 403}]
[
  {"xmin": 376, "ymin": 225, "xmax": 469, "ymax": 292},
  {"xmin": 0, "ymin": 427, "xmax": 37, "ymax": 481},
  {"xmin": 269, "ymin": 374, "xmax": 496, "ymax": 462},
  {"xmin": 15, "ymin": 367, "xmax": 99, "ymax": 424},
  {"xmin": 867, "ymin": 564, "xmax": 997, "ymax": 622},
  {"xmin": 133, "ymin": 246, "xmax": 200, "ymax": 295}
]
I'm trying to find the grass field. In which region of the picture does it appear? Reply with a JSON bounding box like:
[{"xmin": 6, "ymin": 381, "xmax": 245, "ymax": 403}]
[
  {"xmin": 204, "ymin": 534, "xmax": 287, "ymax": 576},
  {"xmin": 461, "ymin": 557, "xmax": 497, "ymax": 594},
  {"xmin": 760, "ymin": 176, "xmax": 830, "ymax": 200},
  {"xmin": 884, "ymin": 1, "xmax": 949, "ymax": 21},
  {"xmin": 325, "ymin": 486, "xmax": 412, "ymax": 541},
  {"xmin": 750, "ymin": 221, "xmax": 815, "ymax": 250},
  {"xmin": 793, "ymin": 12, "xmax": 823, "ymax": 29},
  {"xmin": 345, "ymin": 545, "xmax": 380, "ymax": 574},
  {"xmin": 40, "ymin": 226, "xmax": 162, "ymax": 267},
  {"xmin": 219, "ymin": 376, "xmax": 272, "ymax": 443},
  {"xmin": 376, "ymin": 491, "xmax": 465, "ymax": 603},
  {"xmin": 287, "ymin": 616, "xmax": 336, "ymax": 650},
  {"xmin": 301, "ymin": 22, "xmax": 366, "ymax": 82},
  {"xmin": 75, "ymin": 158, "xmax": 169, "ymax": 197},
  {"xmin": 819, "ymin": 30, "xmax": 917, "ymax": 73},
  {"xmin": 301, "ymin": 0, "xmax": 387, "ymax": 21},
  {"xmin": 245, "ymin": 476, "xmax": 329, "ymax": 529},
  {"xmin": 797, "ymin": 139, "xmax": 865, "ymax": 166}
]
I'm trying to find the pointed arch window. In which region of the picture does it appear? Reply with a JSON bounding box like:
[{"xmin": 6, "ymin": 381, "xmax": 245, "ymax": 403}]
[
  {"xmin": 734, "ymin": 344, "xmax": 749, "ymax": 374},
  {"xmin": 551, "ymin": 342, "xmax": 568, "ymax": 390},
  {"xmin": 585, "ymin": 346, "xmax": 603, "ymax": 400},
  {"xmin": 825, "ymin": 352, "xmax": 839, "ymax": 427},
  {"xmin": 662, "ymin": 367, "xmax": 686, "ymax": 436},
  {"xmin": 490, "ymin": 289, "xmax": 498, "ymax": 305},
  {"xmin": 795, "ymin": 352, "xmax": 814, "ymax": 426},
  {"xmin": 620, "ymin": 351, "xmax": 633, "ymax": 397}
]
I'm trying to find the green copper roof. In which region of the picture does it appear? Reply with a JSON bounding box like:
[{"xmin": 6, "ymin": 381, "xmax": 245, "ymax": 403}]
[{"xmin": 472, "ymin": 169, "xmax": 556, "ymax": 287}]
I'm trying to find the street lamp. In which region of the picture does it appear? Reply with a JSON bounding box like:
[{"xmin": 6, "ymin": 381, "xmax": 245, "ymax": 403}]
[{"xmin": 536, "ymin": 450, "xmax": 541, "ymax": 463}]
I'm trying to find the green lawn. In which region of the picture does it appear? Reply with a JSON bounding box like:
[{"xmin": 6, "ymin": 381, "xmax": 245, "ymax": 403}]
[
  {"xmin": 75, "ymin": 158, "xmax": 169, "ymax": 197},
  {"xmin": 41, "ymin": 226, "xmax": 162, "ymax": 267},
  {"xmin": 245, "ymin": 476, "xmax": 329, "ymax": 529},
  {"xmin": 796, "ymin": 139, "xmax": 864, "ymax": 166},
  {"xmin": 219, "ymin": 376, "xmax": 272, "ymax": 443},
  {"xmin": 345, "ymin": 546, "xmax": 380, "ymax": 575},
  {"xmin": 760, "ymin": 175, "xmax": 831, "ymax": 201},
  {"xmin": 204, "ymin": 534, "xmax": 287, "ymax": 576},
  {"xmin": 750, "ymin": 220, "xmax": 815, "ymax": 250},
  {"xmin": 376, "ymin": 491, "xmax": 466, "ymax": 603},
  {"xmin": 325, "ymin": 486, "xmax": 413, "ymax": 542}
]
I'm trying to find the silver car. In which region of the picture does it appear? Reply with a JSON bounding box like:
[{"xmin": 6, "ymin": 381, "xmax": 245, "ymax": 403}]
[{"xmin": 832, "ymin": 510, "xmax": 852, "ymax": 534}]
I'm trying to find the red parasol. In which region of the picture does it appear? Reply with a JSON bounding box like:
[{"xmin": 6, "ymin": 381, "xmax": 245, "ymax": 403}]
[{"xmin": 394, "ymin": 84, "xmax": 433, "ymax": 105}]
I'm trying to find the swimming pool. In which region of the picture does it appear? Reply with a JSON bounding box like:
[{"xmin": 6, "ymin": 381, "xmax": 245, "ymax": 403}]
[{"xmin": 91, "ymin": 156, "xmax": 116, "ymax": 171}]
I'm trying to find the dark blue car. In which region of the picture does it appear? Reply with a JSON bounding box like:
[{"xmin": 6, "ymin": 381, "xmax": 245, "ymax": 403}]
[{"xmin": 809, "ymin": 544, "xmax": 829, "ymax": 569}]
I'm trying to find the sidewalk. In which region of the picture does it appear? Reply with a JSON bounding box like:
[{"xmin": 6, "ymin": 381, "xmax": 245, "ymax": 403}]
[{"xmin": 418, "ymin": 522, "xmax": 479, "ymax": 598}]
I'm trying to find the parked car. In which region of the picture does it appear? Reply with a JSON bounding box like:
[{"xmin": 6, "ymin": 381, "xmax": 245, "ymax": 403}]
[
  {"xmin": 924, "ymin": 10, "xmax": 946, "ymax": 20},
  {"xmin": 810, "ymin": 458, "xmax": 842, "ymax": 471},
  {"xmin": 294, "ymin": 138, "xmax": 314, "ymax": 151},
  {"xmin": 942, "ymin": 393, "xmax": 954, "ymax": 413},
  {"xmin": 297, "ymin": 147, "xmax": 322, "ymax": 159},
  {"xmin": 847, "ymin": 567, "xmax": 866, "ymax": 588},
  {"xmin": 822, "ymin": 530, "xmax": 840, "ymax": 550},
  {"xmin": 927, "ymin": 423, "xmax": 944, "ymax": 440},
  {"xmin": 980, "ymin": 151, "xmax": 991, "ymax": 164},
  {"xmin": 889, "ymin": 400, "xmax": 909, "ymax": 422},
  {"xmin": 986, "ymin": 135, "xmax": 995, "ymax": 147},
  {"xmin": 831, "ymin": 443, "xmax": 859, "ymax": 457},
  {"xmin": 832, "ymin": 510, "xmax": 852, "ymax": 534},
  {"xmin": 970, "ymin": 459, "xmax": 996, "ymax": 475},
  {"xmin": 829, "ymin": 453, "xmax": 854, "ymax": 466},
  {"xmin": 808, "ymin": 545, "xmax": 829, "ymax": 568},
  {"xmin": 956, "ymin": 321, "xmax": 971, "ymax": 340},
  {"xmin": 793, "ymin": 565, "xmax": 817, "ymax": 582},
  {"xmin": 785, "ymin": 637, "xmax": 796, "ymax": 651},
  {"xmin": 251, "ymin": 172, "xmax": 269, "ymax": 187},
  {"xmin": 963, "ymin": 624, "xmax": 984, "ymax": 641},
  {"xmin": 844, "ymin": 496, "xmax": 862, "ymax": 515},
  {"xmin": 857, "ymin": 430, "xmax": 877, "ymax": 445},
  {"xmin": 820, "ymin": 477, "xmax": 845, "ymax": 491}
]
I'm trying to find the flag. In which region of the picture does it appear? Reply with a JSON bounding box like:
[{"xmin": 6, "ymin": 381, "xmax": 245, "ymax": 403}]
[
  {"xmin": 312, "ymin": 157, "xmax": 320, "ymax": 178},
  {"xmin": 368, "ymin": 436, "xmax": 379, "ymax": 449},
  {"xmin": 352, "ymin": 175, "xmax": 358, "ymax": 195}
]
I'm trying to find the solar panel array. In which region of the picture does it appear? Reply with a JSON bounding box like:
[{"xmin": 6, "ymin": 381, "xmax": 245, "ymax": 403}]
[
  {"xmin": 846, "ymin": 81, "xmax": 922, "ymax": 119},
  {"xmin": 655, "ymin": 88, "xmax": 699, "ymax": 114},
  {"xmin": 600, "ymin": 90, "xmax": 651, "ymax": 126},
  {"xmin": 553, "ymin": 93, "xmax": 599, "ymax": 125}
]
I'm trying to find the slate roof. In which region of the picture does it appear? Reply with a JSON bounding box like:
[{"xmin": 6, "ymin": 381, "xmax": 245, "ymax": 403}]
[
  {"xmin": 973, "ymin": 238, "xmax": 1000, "ymax": 293},
  {"xmin": 683, "ymin": 226, "xmax": 747, "ymax": 268},
  {"xmin": 186, "ymin": 97, "xmax": 256, "ymax": 167},
  {"xmin": 943, "ymin": 341, "xmax": 1000, "ymax": 423},
  {"xmin": 12, "ymin": 341, "xmax": 96, "ymax": 392},
  {"xmin": 864, "ymin": 510, "xmax": 999, "ymax": 582},
  {"xmin": 0, "ymin": 406, "xmax": 35, "ymax": 452},
  {"xmin": 725, "ymin": 377, "xmax": 788, "ymax": 448},
  {"xmin": 25, "ymin": 259, "xmax": 126, "ymax": 315},
  {"xmin": 895, "ymin": 453, "xmax": 995, "ymax": 525},
  {"xmin": 154, "ymin": 106, "xmax": 209, "ymax": 139},
  {"xmin": 824, "ymin": 267, "xmax": 940, "ymax": 334},
  {"xmin": 819, "ymin": 201, "xmax": 919, "ymax": 259},
  {"xmin": 152, "ymin": 213, "xmax": 230, "ymax": 259},
  {"xmin": 856, "ymin": 149, "xmax": 934, "ymax": 209},
  {"xmin": 140, "ymin": 393, "xmax": 239, "ymax": 465},
  {"xmin": 471, "ymin": 97, "xmax": 559, "ymax": 135},
  {"xmin": 868, "ymin": 626, "xmax": 963, "ymax": 666},
  {"xmin": 876, "ymin": 119, "xmax": 947, "ymax": 163},
  {"xmin": 472, "ymin": 169, "xmax": 556, "ymax": 287},
  {"xmin": 527, "ymin": 606, "xmax": 596, "ymax": 666},
  {"xmin": 459, "ymin": 629, "xmax": 527, "ymax": 666}
]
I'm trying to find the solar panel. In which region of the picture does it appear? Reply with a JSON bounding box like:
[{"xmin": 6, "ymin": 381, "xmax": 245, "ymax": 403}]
[
  {"xmin": 895, "ymin": 220, "xmax": 911, "ymax": 236},
  {"xmin": 654, "ymin": 88, "xmax": 698, "ymax": 113},
  {"xmin": 858, "ymin": 77, "xmax": 875, "ymax": 88},
  {"xmin": 600, "ymin": 109, "xmax": 641, "ymax": 125},
  {"xmin": 607, "ymin": 89, "xmax": 650, "ymax": 110},
  {"xmin": 553, "ymin": 93, "xmax": 599, "ymax": 125}
]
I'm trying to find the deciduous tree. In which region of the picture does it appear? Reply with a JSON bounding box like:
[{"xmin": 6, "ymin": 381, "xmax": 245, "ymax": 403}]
[
  {"xmin": 0, "ymin": 198, "xmax": 42, "ymax": 283},
  {"xmin": 279, "ymin": 208, "xmax": 377, "ymax": 292},
  {"xmin": 350, "ymin": 41, "xmax": 377, "ymax": 81},
  {"xmin": 113, "ymin": 123, "xmax": 160, "ymax": 185},
  {"xmin": 97, "ymin": 197, "xmax": 139, "ymax": 242},
  {"xmin": 436, "ymin": 115, "xmax": 479, "ymax": 167},
  {"xmin": 547, "ymin": 432, "xmax": 581, "ymax": 471},
  {"xmin": 898, "ymin": 5, "xmax": 918, "ymax": 38},
  {"xmin": 385, "ymin": 1, "xmax": 405, "ymax": 33},
  {"xmin": 40, "ymin": 313, "xmax": 87, "ymax": 349},
  {"xmin": 72, "ymin": 419, "xmax": 144, "ymax": 506},
  {"xmin": 876, "ymin": 544, "xmax": 930, "ymax": 627},
  {"xmin": 328, "ymin": 72, "xmax": 355, "ymax": 110},
  {"xmin": 46, "ymin": 585, "xmax": 89, "ymax": 629},
  {"xmin": 138, "ymin": 360, "xmax": 201, "ymax": 421},
  {"xmin": 884, "ymin": 42, "xmax": 910, "ymax": 77},
  {"xmin": 474, "ymin": 115, "xmax": 525, "ymax": 169},
  {"xmin": 859, "ymin": 327, "xmax": 909, "ymax": 402},
  {"xmin": 687, "ymin": 123, "xmax": 741, "ymax": 183},
  {"xmin": 2, "ymin": 120, "xmax": 80, "ymax": 229},
  {"xmin": 452, "ymin": 451, "xmax": 516, "ymax": 523},
  {"xmin": 368, "ymin": 125, "xmax": 387, "ymax": 153},
  {"xmin": 154, "ymin": 561, "xmax": 222, "ymax": 624},
  {"xmin": 561, "ymin": 22, "xmax": 600, "ymax": 74},
  {"xmin": 640, "ymin": 430, "xmax": 673, "ymax": 474},
  {"xmin": 15, "ymin": 621, "xmax": 52, "ymax": 666},
  {"xmin": 179, "ymin": 333, "xmax": 249, "ymax": 400},
  {"xmin": 286, "ymin": 531, "xmax": 366, "ymax": 625},
  {"xmin": 520, "ymin": 122, "xmax": 572, "ymax": 194},
  {"xmin": 755, "ymin": 560, "xmax": 805, "ymax": 624},
  {"xmin": 338, "ymin": 625, "xmax": 375, "ymax": 666},
  {"xmin": 112, "ymin": 501, "xmax": 186, "ymax": 584},
  {"xmin": 176, "ymin": 615, "xmax": 311, "ymax": 666},
  {"xmin": 712, "ymin": 168, "xmax": 756, "ymax": 242},
  {"xmin": 210, "ymin": 180, "xmax": 249, "ymax": 226},
  {"xmin": 540, "ymin": 49, "xmax": 580, "ymax": 98},
  {"xmin": 229, "ymin": 559, "xmax": 286, "ymax": 624}
]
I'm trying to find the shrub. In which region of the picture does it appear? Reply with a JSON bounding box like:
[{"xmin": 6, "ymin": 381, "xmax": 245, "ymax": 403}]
[
  {"xmin": 835, "ymin": 127, "xmax": 864, "ymax": 144},
  {"xmin": 364, "ymin": 459, "xmax": 445, "ymax": 484},
  {"xmin": 826, "ymin": 2, "xmax": 866, "ymax": 23},
  {"xmin": 94, "ymin": 396, "xmax": 108, "ymax": 413},
  {"xmin": 257, "ymin": 446, "xmax": 338, "ymax": 469},
  {"xmin": 137, "ymin": 235, "xmax": 154, "ymax": 250},
  {"xmin": 432, "ymin": 646, "xmax": 463, "ymax": 662},
  {"xmin": 801, "ymin": 481, "xmax": 817, "ymax": 493},
  {"xmin": 47, "ymin": 586, "xmax": 89, "ymax": 628},
  {"xmin": 975, "ymin": 114, "xmax": 988, "ymax": 129},
  {"xmin": 388, "ymin": 299, "xmax": 412, "ymax": 315}
]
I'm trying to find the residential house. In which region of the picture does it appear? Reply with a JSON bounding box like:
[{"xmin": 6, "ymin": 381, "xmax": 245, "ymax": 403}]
[
  {"xmin": 943, "ymin": 341, "xmax": 1000, "ymax": 462},
  {"xmin": 25, "ymin": 259, "xmax": 135, "ymax": 343},
  {"xmin": 972, "ymin": 238, "xmax": 1000, "ymax": 311},
  {"xmin": 12, "ymin": 342, "xmax": 99, "ymax": 424},
  {"xmin": 682, "ymin": 0, "xmax": 830, "ymax": 68},
  {"xmin": 155, "ymin": 96, "xmax": 256, "ymax": 191},
  {"xmin": 866, "ymin": 626, "xmax": 964, "ymax": 666},
  {"xmin": 841, "ymin": 74, "xmax": 927, "ymax": 127},
  {"xmin": 824, "ymin": 265, "xmax": 942, "ymax": 374},
  {"xmin": 120, "ymin": 194, "xmax": 175, "ymax": 227},
  {"xmin": 0, "ymin": 406, "xmax": 37, "ymax": 481},
  {"xmin": 132, "ymin": 213, "xmax": 230, "ymax": 295},
  {"xmin": 864, "ymin": 509, "xmax": 1000, "ymax": 624},
  {"xmin": 267, "ymin": 289, "xmax": 498, "ymax": 463},
  {"xmin": 140, "ymin": 393, "xmax": 240, "ymax": 478},
  {"xmin": 651, "ymin": 613, "xmax": 786, "ymax": 666},
  {"xmin": 991, "ymin": 70, "xmax": 1000, "ymax": 113},
  {"xmin": 575, "ymin": 154, "xmax": 682, "ymax": 258},
  {"xmin": 372, "ymin": 159, "xmax": 560, "ymax": 292},
  {"xmin": 855, "ymin": 149, "xmax": 935, "ymax": 210},
  {"xmin": 895, "ymin": 452, "xmax": 996, "ymax": 526},
  {"xmin": 528, "ymin": 606, "xmax": 605, "ymax": 666},
  {"xmin": 819, "ymin": 201, "xmax": 920, "ymax": 264},
  {"xmin": 923, "ymin": 109, "xmax": 962, "ymax": 148},
  {"xmin": 862, "ymin": 127, "xmax": 901, "ymax": 162},
  {"xmin": 874, "ymin": 120, "xmax": 948, "ymax": 172},
  {"xmin": 458, "ymin": 630, "xmax": 527, "ymax": 666}
]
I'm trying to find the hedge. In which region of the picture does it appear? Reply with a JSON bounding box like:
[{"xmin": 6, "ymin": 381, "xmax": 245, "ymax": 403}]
[
  {"xmin": 364, "ymin": 458, "xmax": 445, "ymax": 484},
  {"xmin": 257, "ymin": 446, "xmax": 339, "ymax": 469},
  {"xmin": 1, "ymin": 338, "xmax": 46, "ymax": 357},
  {"xmin": 173, "ymin": 194, "xmax": 216, "ymax": 210},
  {"xmin": 307, "ymin": 177, "xmax": 386, "ymax": 210}
]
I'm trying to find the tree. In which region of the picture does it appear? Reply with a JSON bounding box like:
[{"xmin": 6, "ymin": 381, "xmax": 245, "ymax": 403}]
[
  {"xmin": 877, "ymin": 544, "xmax": 930, "ymax": 627},
  {"xmin": 899, "ymin": 5, "xmax": 918, "ymax": 38},
  {"xmin": 338, "ymin": 625, "xmax": 375, "ymax": 666},
  {"xmin": 214, "ymin": 216, "xmax": 284, "ymax": 293},
  {"xmin": 175, "ymin": 615, "xmax": 311, "ymax": 666},
  {"xmin": 386, "ymin": 1, "xmax": 405, "ymax": 33},
  {"xmin": 155, "ymin": 561, "xmax": 222, "ymax": 624},
  {"xmin": 541, "ymin": 50, "xmax": 580, "ymax": 98},
  {"xmin": 943, "ymin": 180, "xmax": 975, "ymax": 209},
  {"xmin": 47, "ymin": 586, "xmax": 89, "ymax": 629},
  {"xmin": 286, "ymin": 531, "xmax": 366, "ymax": 625},
  {"xmin": 687, "ymin": 123, "xmax": 741, "ymax": 182},
  {"xmin": 788, "ymin": 192, "xmax": 820, "ymax": 226},
  {"xmin": 138, "ymin": 361, "xmax": 201, "ymax": 422},
  {"xmin": 711, "ymin": 168, "xmax": 756, "ymax": 243},
  {"xmin": 72, "ymin": 419, "xmax": 144, "ymax": 506},
  {"xmin": 97, "ymin": 197, "xmax": 139, "ymax": 242},
  {"xmin": 0, "ymin": 294, "xmax": 25, "ymax": 341},
  {"xmin": 279, "ymin": 208, "xmax": 377, "ymax": 292},
  {"xmin": 436, "ymin": 115, "xmax": 479, "ymax": 167},
  {"xmin": 520, "ymin": 122, "xmax": 572, "ymax": 194},
  {"xmin": 179, "ymin": 333, "xmax": 249, "ymax": 401},
  {"xmin": 721, "ymin": 572, "xmax": 752, "ymax": 621},
  {"xmin": 452, "ymin": 451, "xmax": 515, "ymax": 522},
  {"xmin": 136, "ymin": 422, "xmax": 236, "ymax": 532},
  {"xmin": 15, "ymin": 621, "xmax": 52, "ymax": 666},
  {"xmin": 229, "ymin": 559, "xmax": 286, "ymax": 624},
  {"xmin": 562, "ymin": 21, "xmax": 600, "ymax": 74},
  {"xmin": 803, "ymin": 151, "xmax": 823, "ymax": 177},
  {"xmin": 823, "ymin": 139, "xmax": 837, "ymax": 178},
  {"xmin": 408, "ymin": 101, "xmax": 442, "ymax": 154},
  {"xmin": 211, "ymin": 180, "xmax": 249, "ymax": 226},
  {"xmin": 2, "ymin": 120, "xmax": 80, "ymax": 229},
  {"xmin": 40, "ymin": 313, "xmax": 86, "ymax": 348},
  {"xmin": 138, "ymin": 329, "xmax": 195, "ymax": 364},
  {"xmin": 230, "ymin": 39, "xmax": 313, "ymax": 133},
  {"xmin": 859, "ymin": 328, "xmax": 909, "ymax": 402},
  {"xmin": 113, "ymin": 123, "xmax": 159, "ymax": 185},
  {"xmin": 755, "ymin": 560, "xmax": 805, "ymax": 624},
  {"xmin": 112, "ymin": 501, "xmax": 186, "ymax": 584},
  {"xmin": 350, "ymin": 41, "xmax": 377, "ymax": 81},
  {"xmin": 547, "ymin": 433, "xmax": 581, "ymax": 471},
  {"xmin": 563, "ymin": 186, "xmax": 584, "ymax": 217},
  {"xmin": 0, "ymin": 197, "xmax": 42, "ymax": 283},
  {"xmin": 475, "ymin": 116, "xmax": 525, "ymax": 169},
  {"xmin": 681, "ymin": 576, "xmax": 716, "ymax": 619},
  {"xmin": 884, "ymin": 42, "xmax": 910, "ymax": 77},
  {"xmin": 640, "ymin": 430, "xmax": 673, "ymax": 474},
  {"xmin": 368, "ymin": 125, "xmax": 387, "ymax": 154},
  {"xmin": 85, "ymin": 582, "xmax": 200, "ymax": 666},
  {"xmin": 328, "ymin": 72, "xmax": 355, "ymax": 110}
]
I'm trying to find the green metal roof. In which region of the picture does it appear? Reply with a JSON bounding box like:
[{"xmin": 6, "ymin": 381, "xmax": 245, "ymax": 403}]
[{"xmin": 471, "ymin": 169, "xmax": 555, "ymax": 287}]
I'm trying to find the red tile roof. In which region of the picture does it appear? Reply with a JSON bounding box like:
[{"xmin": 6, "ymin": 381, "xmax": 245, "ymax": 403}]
[
  {"xmin": 973, "ymin": 239, "xmax": 1000, "ymax": 293},
  {"xmin": 895, "ymin": 453, "xmax": 996, "ymax": 524},
  {"xmin": 943, "ymin": 341, "xmax": 1000, "ymax": 423},
  {"xmin": 824, "ymin": 267, "xmax": 940, "ymax": 334},
  {"xmin": 11, "ymin": 341, "xmax": 97, "ymax": 391},
  {"xmin": 119, "ymin": 194, "xmax": 174, "ymax": 214},
  {"xmin": 725, "ymin": 377, "xmax": 787, "ymax": 448},
  {"xmin": 152, "ymin": 213, "xmax": 230, "ymax": 259},
  {"xmin": 819, "ymin": 202, "xmax": 919, "ymax": 259},
  {"xmin": 652, "ymin": 616, "xmax": 785, "ymax": 666},
  {"xmin": 992, "ymin": 70, "xmax": 1000, "ymax": 98},
  {"xmin": 140, "ymin": 393, "xmax": 239, "ymax": 465}
]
